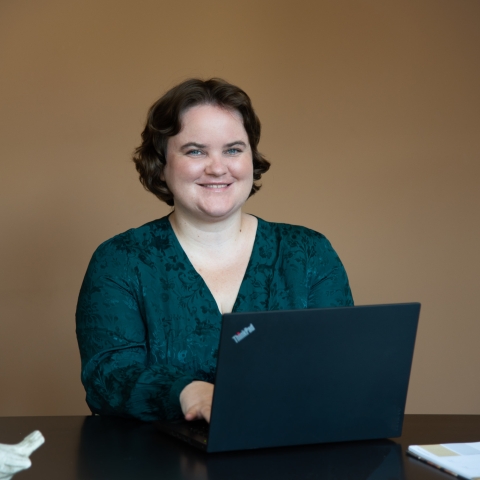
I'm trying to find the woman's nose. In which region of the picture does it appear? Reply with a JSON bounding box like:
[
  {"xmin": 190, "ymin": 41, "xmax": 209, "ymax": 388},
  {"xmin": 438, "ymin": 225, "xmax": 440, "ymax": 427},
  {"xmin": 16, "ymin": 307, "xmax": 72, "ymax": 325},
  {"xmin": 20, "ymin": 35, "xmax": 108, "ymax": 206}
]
[{"xmin": 205, "ymin": 154, "xmax": 228, "ymax": 175}]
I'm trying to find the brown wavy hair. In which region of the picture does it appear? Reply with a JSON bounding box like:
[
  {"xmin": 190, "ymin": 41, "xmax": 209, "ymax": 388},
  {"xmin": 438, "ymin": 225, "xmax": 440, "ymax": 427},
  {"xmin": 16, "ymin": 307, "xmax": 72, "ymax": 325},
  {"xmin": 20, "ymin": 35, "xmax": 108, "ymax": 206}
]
[{"xmin": 132, "ymin": 78, "xmax": 271, "ymax": 206}]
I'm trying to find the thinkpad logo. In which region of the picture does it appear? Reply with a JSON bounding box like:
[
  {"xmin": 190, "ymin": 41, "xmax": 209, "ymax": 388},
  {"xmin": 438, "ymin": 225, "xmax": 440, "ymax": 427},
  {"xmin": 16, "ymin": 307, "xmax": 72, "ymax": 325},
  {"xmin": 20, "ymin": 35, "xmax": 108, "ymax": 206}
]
[{"xmin": 232, "ymin": 323, "xmax": 255, "ymax": 343}]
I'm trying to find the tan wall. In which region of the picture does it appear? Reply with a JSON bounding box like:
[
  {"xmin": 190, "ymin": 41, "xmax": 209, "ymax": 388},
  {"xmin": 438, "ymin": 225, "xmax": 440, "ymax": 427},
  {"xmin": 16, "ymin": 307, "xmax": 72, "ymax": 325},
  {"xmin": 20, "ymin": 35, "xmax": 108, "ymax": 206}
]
[{"xmin": 1, "ymin": 0, "xmax": 479, "ymax": 416}]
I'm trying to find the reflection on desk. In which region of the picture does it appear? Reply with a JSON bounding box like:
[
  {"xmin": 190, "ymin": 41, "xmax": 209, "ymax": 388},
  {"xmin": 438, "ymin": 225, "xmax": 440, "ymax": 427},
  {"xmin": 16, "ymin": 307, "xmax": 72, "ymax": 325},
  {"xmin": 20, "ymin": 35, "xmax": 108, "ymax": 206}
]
[
  {"xmin": 0, "ymin": 415, "xmax": 479, "ymax": 479},
  {"xmin": 79, "ymin": 416, "xmax": 403, "ymax": 480}
]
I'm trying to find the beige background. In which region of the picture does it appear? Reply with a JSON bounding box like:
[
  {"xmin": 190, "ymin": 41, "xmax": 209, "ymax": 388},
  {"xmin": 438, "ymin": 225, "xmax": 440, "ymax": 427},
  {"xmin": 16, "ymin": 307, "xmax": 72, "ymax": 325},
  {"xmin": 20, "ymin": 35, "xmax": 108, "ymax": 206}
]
[{"xmin": 1, "ymin": 0, "xmax": 479, "ymax": 416}]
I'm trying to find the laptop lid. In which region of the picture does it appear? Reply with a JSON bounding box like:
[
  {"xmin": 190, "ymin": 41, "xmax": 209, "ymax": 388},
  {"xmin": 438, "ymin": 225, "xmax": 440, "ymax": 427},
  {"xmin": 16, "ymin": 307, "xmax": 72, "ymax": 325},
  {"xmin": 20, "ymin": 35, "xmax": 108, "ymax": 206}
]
[{"xmin": 205, "ymin": 303, "xmax": 420, "ymax": 452}]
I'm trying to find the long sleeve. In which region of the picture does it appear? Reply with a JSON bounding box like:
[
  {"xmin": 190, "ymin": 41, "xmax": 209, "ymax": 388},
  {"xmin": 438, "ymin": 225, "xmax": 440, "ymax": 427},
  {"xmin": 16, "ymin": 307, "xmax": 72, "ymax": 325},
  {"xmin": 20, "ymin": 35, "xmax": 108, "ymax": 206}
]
[
  {"xmin": 307, "ymin": 234, "xmax": 354, "ymax": 308},
  {"xmin": 76, "ymin": 238, "xmax": 196, "ymax": 421}
]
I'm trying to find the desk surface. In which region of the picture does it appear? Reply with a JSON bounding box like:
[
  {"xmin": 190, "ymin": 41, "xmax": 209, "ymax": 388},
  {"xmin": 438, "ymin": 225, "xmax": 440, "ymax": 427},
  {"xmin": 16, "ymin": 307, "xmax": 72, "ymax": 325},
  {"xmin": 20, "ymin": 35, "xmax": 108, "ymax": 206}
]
[{"xmin": 1, "ymin": 415, "xmax": 479, "ymax": 480}]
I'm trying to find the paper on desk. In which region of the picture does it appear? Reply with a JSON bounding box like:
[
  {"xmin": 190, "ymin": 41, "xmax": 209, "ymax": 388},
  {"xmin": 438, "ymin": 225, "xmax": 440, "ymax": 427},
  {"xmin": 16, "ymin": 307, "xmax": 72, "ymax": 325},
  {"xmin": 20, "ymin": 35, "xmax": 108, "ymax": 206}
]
[{"xmin": 408, "ymin": 442, "xmax": 480, "ymax": 480}]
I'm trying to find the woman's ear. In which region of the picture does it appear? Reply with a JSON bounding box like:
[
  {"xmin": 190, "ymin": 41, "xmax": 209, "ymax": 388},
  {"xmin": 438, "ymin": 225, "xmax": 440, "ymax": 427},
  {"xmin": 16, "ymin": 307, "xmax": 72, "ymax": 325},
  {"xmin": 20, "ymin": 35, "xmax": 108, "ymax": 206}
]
[{"xmin": 159, "ymin": 161, "xmax": 166, "ymax": 182}]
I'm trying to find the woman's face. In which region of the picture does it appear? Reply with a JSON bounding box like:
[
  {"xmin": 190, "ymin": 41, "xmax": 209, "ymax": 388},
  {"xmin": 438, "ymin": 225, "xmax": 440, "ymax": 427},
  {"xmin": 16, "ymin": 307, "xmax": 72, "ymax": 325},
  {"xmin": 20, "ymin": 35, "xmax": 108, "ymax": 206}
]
[{"xmin": 163, "ymin": 104, "xmax": 254, "ymax": 222}]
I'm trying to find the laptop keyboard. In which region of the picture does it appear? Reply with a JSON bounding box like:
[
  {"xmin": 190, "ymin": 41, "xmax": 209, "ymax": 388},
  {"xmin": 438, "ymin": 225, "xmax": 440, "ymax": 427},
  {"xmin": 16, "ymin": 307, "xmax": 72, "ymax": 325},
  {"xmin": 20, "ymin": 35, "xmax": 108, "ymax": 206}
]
[{"xmin": 188, "ymin": 420, "xmax": 210, "ymax": 437}]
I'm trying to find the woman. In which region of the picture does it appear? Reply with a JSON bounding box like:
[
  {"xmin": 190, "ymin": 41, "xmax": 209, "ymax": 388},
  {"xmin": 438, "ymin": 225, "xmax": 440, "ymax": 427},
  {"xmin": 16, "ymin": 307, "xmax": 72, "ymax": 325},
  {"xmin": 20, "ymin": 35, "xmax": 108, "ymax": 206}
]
[{"xmin": 76, "ymin": 78, "xmax": 353, "ymax": 423}]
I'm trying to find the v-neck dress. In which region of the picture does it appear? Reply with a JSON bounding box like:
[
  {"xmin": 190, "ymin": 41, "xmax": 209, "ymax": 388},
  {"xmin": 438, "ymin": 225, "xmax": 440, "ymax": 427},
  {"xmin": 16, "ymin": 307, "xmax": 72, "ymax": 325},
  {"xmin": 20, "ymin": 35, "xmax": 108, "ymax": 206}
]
[{"xmin": 76, "ymin": 216, "xmax": 353, "ymax": 421}]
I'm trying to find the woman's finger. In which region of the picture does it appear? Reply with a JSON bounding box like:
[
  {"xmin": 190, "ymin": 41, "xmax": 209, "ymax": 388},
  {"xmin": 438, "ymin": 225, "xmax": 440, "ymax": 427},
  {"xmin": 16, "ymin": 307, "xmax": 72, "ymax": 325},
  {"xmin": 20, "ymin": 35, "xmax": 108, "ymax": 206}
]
[
  {"xmin": 184, "ymin": 403, "xmax": 211, "ymax": 422},
  {"xmin": 199, "ymin": 404, "xmax": 211, "ymax": 423},
  {"xmin": 184, "ymin": 406, "xmax": 201, "ymax": 421}
]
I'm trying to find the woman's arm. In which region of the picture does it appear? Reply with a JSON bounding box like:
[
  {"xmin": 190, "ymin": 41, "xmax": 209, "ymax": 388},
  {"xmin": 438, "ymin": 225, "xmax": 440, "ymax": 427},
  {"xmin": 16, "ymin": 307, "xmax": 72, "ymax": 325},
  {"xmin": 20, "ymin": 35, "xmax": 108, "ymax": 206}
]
[
  {"xmin": 307, "ymin": 234, "xmax": 354, "ymax": 308},
  {"xmin": 76, "ymin": 240, "xmax": 195, "ymax": 421}
]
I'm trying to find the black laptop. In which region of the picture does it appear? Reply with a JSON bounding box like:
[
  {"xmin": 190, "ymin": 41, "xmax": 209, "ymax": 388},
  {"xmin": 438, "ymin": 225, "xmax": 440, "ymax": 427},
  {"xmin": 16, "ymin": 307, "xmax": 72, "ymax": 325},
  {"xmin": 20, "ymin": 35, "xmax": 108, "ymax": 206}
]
[{"xmin": 155, "ymin": 303, "xmax": 420, "ymax": 453}]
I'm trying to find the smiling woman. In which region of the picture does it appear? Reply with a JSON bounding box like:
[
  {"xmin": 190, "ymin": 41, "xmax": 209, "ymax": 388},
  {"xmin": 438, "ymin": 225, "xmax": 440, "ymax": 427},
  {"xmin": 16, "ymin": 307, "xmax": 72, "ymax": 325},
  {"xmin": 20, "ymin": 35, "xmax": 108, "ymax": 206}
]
[
  {"xmin": 75, "ymin": 78, "xmax": 353, "ymax": 423},
  {"xmin": 132, "ymin": 78, "xmax": 270, "ymax": 207},
  {"xmin": 162, "ymin": 105, "xmax": 254, "ymax": 223}
]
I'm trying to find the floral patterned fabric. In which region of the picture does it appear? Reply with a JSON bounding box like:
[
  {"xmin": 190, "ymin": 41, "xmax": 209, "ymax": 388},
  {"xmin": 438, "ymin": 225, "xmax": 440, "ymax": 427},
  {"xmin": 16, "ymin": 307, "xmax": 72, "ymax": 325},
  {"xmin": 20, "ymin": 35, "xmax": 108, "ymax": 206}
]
[{"xmin": 76, "ymin": 215, "xmax": 353, "ymax": 421}]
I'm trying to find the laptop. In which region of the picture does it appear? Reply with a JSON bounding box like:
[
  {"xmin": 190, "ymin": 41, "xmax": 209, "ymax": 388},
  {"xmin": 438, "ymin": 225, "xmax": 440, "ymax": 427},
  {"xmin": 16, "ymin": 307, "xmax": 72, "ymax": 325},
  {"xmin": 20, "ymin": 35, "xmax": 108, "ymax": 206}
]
[{"xmin": 155, "ymin": 303, "xmax": 420, "ymax": 453}]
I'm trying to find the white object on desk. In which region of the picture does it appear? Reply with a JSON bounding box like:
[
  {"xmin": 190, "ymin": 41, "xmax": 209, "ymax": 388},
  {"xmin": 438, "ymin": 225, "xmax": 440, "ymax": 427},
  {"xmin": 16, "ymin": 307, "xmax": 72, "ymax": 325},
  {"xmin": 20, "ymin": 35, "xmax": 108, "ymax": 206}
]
[
  {"xmin": 408, "ymin": 442, "xmax": 480, "ymax": 480},
  {"xmin": 0, "ymin": 431, "xmax": 45, "ymax": 480}
]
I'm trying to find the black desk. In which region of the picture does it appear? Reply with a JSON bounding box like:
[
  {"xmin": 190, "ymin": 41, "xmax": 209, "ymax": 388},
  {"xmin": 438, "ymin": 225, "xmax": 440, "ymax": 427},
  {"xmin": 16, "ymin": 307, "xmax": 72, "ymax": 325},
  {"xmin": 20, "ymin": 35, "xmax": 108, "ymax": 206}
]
[{"xmin": 1, "ymin": 415, "xmax": 479, "ymax": 479}]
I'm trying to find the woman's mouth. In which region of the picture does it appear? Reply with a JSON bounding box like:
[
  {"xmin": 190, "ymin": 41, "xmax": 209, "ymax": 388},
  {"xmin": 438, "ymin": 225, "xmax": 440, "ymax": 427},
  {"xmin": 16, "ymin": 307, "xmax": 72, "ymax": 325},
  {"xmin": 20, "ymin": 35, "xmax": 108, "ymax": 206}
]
[{"xmin": 200, "ymin": 184, "xmax": 230, "ymax": 189}]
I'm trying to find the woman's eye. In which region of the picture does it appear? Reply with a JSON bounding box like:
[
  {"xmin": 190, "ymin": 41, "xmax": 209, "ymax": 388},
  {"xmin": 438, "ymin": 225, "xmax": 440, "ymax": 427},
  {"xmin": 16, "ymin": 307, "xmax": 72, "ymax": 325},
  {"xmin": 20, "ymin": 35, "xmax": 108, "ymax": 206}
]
[
  {"xmin": 187, "ymin": 149, "xmax": 203, "ymax": 156},
  {"xmin": 226, "ymin": 148, "xmax": 241, "ymax": 155}
]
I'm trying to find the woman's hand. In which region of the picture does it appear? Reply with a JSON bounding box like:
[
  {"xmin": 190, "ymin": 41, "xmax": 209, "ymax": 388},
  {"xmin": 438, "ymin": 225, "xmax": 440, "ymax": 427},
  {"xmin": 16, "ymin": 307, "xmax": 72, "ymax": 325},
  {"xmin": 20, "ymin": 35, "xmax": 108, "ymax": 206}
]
[{"xmin": 179, "ymin": 381, "xmax": 214, "ymax": 423}]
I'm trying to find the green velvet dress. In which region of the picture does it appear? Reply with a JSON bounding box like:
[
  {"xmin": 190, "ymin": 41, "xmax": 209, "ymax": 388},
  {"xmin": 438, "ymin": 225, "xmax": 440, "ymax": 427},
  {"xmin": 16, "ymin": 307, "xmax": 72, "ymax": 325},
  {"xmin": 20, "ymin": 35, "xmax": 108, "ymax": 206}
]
[{"xmin": 76, "ymin": 215, "xmax": 353, "ymax": 421}]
